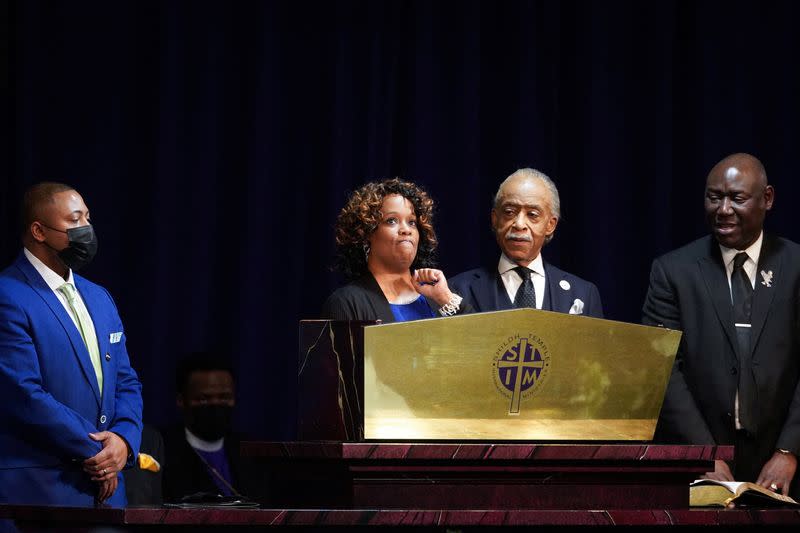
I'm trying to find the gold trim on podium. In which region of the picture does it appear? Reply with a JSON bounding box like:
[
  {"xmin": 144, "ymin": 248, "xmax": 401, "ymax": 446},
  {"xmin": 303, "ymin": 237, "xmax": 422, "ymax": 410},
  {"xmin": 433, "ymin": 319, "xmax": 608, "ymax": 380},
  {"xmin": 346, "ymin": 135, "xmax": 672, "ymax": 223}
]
[{"xmin": 363, "ymin": 309, "xmax": 681, "ymax": 440}]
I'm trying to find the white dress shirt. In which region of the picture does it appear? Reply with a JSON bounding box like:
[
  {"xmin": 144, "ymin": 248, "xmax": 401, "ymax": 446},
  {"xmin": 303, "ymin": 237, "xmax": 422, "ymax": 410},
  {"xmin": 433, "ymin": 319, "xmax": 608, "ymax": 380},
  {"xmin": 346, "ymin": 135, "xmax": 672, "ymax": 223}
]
[
  {"xmin": 717, "ymin": 231, "xmax": 763, "ymax": 430},
  {"xmin": 23, "ymin": 247, "xmax": 93, "ymax": 334},
  {"xmin": 719, "ymin": 231, "xmax": 762, "ymax": 296},
  {"xmin": 185, "ymin": 427, "xmax": 225, "ymax": 452},
  {"xmin": 498, "ymin": 253, "xmax": 545, "ymax": 309}
]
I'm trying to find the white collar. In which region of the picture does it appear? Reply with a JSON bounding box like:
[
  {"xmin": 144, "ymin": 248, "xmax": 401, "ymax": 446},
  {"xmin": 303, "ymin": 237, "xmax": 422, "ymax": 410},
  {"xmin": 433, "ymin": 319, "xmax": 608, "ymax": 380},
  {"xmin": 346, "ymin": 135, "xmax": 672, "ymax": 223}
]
[
  {"xmin": 718, "ymin": 231, "xmax": 764, "ymax": 268},
  {"xmin": 23, "ymin": 247, "xmax": 74, "ymax": 290},
  {"xmin": 498, "ymin": 253, "xmax": 545, "ymax": 276},
  {"xmin": 185, "ymin": 427, "xmax": 225, "ymax": 452}
]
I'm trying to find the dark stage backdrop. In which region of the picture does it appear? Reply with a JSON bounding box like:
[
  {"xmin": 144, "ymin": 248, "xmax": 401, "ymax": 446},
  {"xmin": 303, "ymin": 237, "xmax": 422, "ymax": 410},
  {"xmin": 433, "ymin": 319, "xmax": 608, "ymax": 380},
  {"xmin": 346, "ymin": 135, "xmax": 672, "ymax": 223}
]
[{"xmin": 6, "ymin": 0, "xmax": 800, "ymax": 438}]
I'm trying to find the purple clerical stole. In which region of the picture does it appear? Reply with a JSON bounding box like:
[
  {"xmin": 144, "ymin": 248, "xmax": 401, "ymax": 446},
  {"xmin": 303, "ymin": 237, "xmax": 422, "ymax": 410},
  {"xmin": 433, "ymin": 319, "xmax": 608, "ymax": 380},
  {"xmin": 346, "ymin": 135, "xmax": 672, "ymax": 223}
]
[{"xmin": 194, "ymin": 448, "xmax": 234, "ymax": 496}]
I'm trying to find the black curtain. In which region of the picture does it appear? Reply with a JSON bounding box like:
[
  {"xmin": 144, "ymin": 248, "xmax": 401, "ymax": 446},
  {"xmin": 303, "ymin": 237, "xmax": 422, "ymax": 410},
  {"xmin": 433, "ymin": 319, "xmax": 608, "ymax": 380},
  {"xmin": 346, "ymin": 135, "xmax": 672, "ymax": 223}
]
[{"xmin": 6, "ymin": 0, "xmax": 800, "ymax": 438}]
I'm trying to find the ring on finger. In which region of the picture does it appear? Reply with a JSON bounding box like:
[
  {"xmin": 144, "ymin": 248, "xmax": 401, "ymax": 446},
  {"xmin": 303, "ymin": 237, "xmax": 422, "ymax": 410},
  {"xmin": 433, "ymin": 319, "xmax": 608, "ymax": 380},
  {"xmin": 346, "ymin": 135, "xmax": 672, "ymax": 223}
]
[
  {"xmin": 770, "ymin": 482, "xmax": 779, "ymax": 491},
  {"xmin": 102, "ymin": 468, "xmax": 107, "ymax": 475}
]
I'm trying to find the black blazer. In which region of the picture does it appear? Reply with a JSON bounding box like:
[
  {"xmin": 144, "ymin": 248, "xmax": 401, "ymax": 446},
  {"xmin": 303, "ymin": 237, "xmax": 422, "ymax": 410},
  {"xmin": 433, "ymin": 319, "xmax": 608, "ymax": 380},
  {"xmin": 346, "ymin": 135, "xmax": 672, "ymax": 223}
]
[
  {"xmin": 123, "ymin": 424, "xmax": 165, "ymax": 505},
  {"xmin": 642, "ymin": 235, "xmax": 800, "ymax": 481},
  {"xmin": 322, "ymin": 272, "xmax": 473, "ymax": 322},
  {"xmin": 448, "ymin": 261, "xmax": 604, "ymax": 318}
]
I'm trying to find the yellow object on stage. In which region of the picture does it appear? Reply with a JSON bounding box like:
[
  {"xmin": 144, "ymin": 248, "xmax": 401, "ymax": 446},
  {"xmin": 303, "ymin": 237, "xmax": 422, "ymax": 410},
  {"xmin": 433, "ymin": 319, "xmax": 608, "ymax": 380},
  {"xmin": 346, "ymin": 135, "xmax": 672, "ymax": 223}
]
[{"xmin": 137, "ymin": 453, "xmax": 161, "ymax": 472}]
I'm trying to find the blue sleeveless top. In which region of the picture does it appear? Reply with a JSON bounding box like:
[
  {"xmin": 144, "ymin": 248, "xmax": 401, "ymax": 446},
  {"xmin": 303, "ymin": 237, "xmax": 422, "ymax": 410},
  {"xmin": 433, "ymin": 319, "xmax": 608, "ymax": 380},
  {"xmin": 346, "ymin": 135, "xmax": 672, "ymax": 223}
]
[{"xmin": 389, "ymin": 295, "xmax": 437, "ymax": 322}]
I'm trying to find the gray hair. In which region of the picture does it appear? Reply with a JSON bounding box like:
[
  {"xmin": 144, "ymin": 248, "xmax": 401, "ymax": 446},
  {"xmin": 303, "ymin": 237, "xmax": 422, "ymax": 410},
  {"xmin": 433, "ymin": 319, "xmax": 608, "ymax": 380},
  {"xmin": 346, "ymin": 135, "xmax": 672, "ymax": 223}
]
[
  {"xmin": 493, "ymin": 168, "xmax": 561, "ymax": 245},
  {"xmin": 493, "ymin": 168, "xmax": 561, "ymax": 219}
]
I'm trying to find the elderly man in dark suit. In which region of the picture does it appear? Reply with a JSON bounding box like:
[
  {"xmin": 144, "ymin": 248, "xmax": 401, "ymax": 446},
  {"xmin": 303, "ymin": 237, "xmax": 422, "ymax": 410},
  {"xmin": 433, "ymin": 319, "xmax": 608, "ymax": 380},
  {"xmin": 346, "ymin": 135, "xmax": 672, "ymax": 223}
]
[
  {"xmin": 643, "ymin": 153, "xmax": 800, "ymax": 497},
  {"xmin": 449, "ymin": 168, "xmax": 603, "ymax": 318}
]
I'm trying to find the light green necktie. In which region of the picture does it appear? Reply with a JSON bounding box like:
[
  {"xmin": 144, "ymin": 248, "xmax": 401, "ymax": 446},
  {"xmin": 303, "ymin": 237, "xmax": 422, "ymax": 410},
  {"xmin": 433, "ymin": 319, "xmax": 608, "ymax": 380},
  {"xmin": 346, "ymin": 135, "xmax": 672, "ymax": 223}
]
[{"xmin": 58, "ymin": 282, "xmax": 103, "ymax": 393}]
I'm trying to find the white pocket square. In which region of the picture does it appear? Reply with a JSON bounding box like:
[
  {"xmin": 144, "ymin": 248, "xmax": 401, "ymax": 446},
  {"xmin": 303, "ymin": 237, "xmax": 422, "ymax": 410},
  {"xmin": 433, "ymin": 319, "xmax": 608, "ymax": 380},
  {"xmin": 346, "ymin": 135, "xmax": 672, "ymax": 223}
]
[
  {"xmin": 568, "ymin": 299, "xmax": 584, "ymax": 315},
  {"xmin": 109, "ymin": 332, "xmax": 123, "ymax": 344}
]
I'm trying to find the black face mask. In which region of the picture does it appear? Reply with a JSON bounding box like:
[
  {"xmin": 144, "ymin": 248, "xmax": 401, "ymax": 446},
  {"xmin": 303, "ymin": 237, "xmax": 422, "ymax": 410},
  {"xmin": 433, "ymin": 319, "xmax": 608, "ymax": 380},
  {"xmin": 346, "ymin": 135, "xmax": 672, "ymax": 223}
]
[
  {"xmin": 42, "ymin": 224, "xmax": 98, "ymax": 271},
  {"xmin": 187, "ymin": 405, "xmax": 233, "ymax": 441}
]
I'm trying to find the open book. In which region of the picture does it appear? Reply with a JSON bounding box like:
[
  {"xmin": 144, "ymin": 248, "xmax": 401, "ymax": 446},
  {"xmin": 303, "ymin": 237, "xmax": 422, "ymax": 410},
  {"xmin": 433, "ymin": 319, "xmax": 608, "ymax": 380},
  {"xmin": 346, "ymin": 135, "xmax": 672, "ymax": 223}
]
[{"xmin": 690, "ymin": 480, "xmax": 800, "ymax": 507}]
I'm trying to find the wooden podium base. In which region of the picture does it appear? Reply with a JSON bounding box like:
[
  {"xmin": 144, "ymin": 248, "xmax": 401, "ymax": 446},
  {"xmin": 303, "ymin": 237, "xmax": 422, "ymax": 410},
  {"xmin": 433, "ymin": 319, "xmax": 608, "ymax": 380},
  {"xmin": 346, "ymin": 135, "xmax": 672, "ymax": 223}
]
[
  {"xmin": 7, "ymin": 443, "xmax": 780, "ymax": 530},
  {"xmin": 4, "ymin": 505, "xmax": 800, "ymax": 529},
  {"xmin": 242, "ymin": 442, "xmax": 732, "ymax": 510}
]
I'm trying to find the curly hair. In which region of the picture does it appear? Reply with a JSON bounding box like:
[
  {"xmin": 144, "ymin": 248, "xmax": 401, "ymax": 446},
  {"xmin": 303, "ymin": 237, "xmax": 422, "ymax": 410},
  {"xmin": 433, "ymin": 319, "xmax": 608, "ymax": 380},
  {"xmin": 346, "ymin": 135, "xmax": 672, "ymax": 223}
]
[{"xmin": 333, "ymin": 178, "xmax": 438, "ymax": 280}]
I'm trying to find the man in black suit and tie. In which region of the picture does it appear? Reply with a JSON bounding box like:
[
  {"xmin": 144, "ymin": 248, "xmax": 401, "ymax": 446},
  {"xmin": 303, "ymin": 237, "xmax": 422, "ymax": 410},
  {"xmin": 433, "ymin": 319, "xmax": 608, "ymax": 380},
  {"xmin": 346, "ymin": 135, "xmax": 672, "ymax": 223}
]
[
  {"xmin": 643, "ymin": 153, "xmax": 800, "ymax": 497},
  {"xmin": 449, "ymin": 168, "xmax": 603, "ymax": 318}
]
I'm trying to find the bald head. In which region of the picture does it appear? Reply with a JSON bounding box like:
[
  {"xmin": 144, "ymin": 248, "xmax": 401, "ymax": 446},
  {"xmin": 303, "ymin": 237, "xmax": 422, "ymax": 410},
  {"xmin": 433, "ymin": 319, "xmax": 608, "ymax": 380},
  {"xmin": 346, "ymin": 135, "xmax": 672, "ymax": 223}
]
[
  {"xmin": 707, "ymin": 153, "xmax": 768, "ymax": 189},
  {"xmin": 704, "ymin": 153, "xmax": 774, "ymax": 250}
]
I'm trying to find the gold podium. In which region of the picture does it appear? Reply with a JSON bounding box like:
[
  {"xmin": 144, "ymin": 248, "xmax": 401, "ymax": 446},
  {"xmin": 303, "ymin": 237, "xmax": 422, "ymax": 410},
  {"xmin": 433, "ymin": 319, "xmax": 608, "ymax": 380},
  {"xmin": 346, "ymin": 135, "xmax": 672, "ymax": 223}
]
[
  {"xmin": 284, "ymin": 314, "xmax": 705, "ymax": 512},
  {"xmin": 363, "ymin": 309, "xmax": 681, "ymax": 440}
]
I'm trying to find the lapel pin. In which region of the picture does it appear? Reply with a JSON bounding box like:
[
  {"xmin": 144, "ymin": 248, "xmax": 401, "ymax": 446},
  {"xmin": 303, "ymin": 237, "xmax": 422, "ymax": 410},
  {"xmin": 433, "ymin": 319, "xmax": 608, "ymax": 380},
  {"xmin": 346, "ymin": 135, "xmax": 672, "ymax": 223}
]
[
  {"xmin": 760, "ymin": 270, "xmax": 773, "ymax": 287},
  {"xmin": 559, "ymin": 280, "xmax": 571, "ymax": 290}
]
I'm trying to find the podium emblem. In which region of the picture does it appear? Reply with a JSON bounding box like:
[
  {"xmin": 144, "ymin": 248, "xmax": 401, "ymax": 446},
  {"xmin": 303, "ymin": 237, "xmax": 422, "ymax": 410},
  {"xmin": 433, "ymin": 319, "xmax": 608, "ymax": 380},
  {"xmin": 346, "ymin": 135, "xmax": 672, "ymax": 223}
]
[{"xmin": 492, "ymin": 335, "xmax": 551, "ymax": 415}]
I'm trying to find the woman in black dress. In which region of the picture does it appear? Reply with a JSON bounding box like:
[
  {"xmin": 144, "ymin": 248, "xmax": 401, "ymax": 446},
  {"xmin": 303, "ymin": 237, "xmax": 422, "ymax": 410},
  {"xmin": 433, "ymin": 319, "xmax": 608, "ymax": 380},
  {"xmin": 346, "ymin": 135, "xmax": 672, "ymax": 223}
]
[{"xmin": 322, "ymin": 178, "xmax": 467, "ymax": 322}]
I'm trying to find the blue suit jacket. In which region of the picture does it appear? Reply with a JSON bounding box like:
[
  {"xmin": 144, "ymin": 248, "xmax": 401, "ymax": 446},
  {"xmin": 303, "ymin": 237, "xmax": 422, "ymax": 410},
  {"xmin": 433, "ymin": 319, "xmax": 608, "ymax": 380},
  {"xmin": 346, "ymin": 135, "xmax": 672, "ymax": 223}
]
[
  {"xmin": 449, "ymin": 260, "xmax": 604, "ymax": 318},
  {"xmin": 0, "ymin": 252, "xmax": 143, "ymax": 507}
]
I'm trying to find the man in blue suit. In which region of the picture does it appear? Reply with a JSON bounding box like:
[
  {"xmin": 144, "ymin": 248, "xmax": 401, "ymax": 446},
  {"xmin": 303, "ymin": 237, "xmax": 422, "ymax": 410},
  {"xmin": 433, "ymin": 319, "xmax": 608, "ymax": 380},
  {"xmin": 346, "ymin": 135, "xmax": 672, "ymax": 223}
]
[
  {"xmin": 0, "ymin": 182, "xmax": 143, "ymax": 507},
  {"xmin": 450, "ymin": 168, "xmax": 603, "ymax": 317}
]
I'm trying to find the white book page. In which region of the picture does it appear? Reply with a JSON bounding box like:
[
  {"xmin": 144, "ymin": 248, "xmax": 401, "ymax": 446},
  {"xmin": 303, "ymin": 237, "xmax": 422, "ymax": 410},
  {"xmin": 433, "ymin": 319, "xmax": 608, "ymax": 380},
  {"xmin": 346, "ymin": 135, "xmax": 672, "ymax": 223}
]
[{"xmin": 690, "ymin": 479, "xmax": 746, "ymax": 492}]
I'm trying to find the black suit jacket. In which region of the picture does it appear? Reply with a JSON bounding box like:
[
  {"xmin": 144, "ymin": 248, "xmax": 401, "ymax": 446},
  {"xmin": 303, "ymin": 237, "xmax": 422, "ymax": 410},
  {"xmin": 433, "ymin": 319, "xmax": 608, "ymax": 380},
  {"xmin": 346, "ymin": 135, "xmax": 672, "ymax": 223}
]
[
  {"xmin": 321, "ymin": 274, "xmax": 396, "ymax": 322},
  {"xmin": 322, "ymin": 272, "xmax": 473, "ymax": 322},
  {"xmin": 642, "ymin": 235, "xmax": 800, "ymax": 480},
  {"xmin": 123, "ymin": 424, "xmax": 165, "ymax": 505},
  {"xmin": 448, "ymin": 260, "xmax": 604, "ymax": 318}
]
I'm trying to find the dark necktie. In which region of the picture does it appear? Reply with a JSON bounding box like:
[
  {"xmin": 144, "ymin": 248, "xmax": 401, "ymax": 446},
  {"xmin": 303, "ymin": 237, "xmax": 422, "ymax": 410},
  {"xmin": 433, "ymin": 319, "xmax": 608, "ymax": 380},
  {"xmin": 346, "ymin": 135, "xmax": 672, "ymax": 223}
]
[
  {"xmin": 513, "ymin": 266, "xmax": 537, "ymax": 309},
  {"xmin": 731, "ymin": 252, "xmax": 756, "ymax": 432}
]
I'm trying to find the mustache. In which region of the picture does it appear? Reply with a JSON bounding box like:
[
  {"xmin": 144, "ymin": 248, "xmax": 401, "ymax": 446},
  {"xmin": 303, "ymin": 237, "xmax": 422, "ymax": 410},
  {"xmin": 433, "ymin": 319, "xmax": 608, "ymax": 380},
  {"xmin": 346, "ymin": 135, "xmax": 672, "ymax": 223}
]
[{"xmin": 505, "ymin": 231, "xmax": 532, "ymax": 242}]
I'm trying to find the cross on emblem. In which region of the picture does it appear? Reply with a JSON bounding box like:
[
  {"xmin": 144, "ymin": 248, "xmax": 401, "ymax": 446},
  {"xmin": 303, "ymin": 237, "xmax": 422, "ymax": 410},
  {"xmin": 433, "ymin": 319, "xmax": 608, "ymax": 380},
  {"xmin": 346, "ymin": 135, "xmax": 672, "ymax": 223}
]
[{"xmin": 497, "ymin": 338, "xmax": 545, "ymax": 414}]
